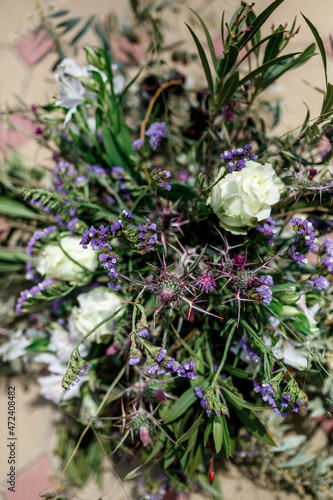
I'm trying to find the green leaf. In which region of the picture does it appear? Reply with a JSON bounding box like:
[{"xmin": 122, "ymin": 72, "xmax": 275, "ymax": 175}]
[
  {"xmin": 123, "ymin": 464, "xmax": 145, "ymax": 480},
  {"xmin": 204, "ymin": 417, "xmax": 213, "ymax": 447},
  {"xmin": 185, "ymin": 23, "xmax": 214, "ymax": 96},
  {"xmin": 25, "ymin": 338, "xmax": 50, "ymax": 353},
  {"xmin": 223, "ymin": 387, "xmax": 267, "ymax": 411},
  {"xmin": 279, "ymin": 453, "xmax": 316, "ymax": 468},
  {"xmin": 0, "ymin": 250, "xmax": 29, "ymax": 262},
  {"xmin": 216, "ymin": 70, "xmax": 239, "ymax": 110},
  {"xmin": 302, "ymin": 13, "xmax": 327, "ymax": 85},
  {"xmin": 71, "ymin": 16, "xmax": 95, "ymax": 45},
  {"xmin": 218, "ymin": 45, "xmax": 239, "ymax": 79},
  {"xmin": 263, "ymin": 26, "xmax": 284, "ymax": 64},
  {"xmin": 177, "ymin": 411, "xmax": 203, "ymax": 443},
  {"xmin": 213, "ymin": 415, "xmax": 223, "ymax": 453},
  {"xmin": 49, "ymin": 9, "xmax": 70, "ymax": 18},
  {"xmin": 189, "ymin": 8, "xmax": 217, "ymax": 71},
  {"xmin": 237, "ymin": 0, "xmax": 285, "ymax": 51},
  {"xmin": 224, "ymin": 364, "xmax": 250, "ymax": 378},
  {"xmin": 232, "ymin": 406, "xmax": 277, "ymax": 447},
  {"xmin": 239, "ymin": 52, "xmax": 301, "ymax": 87},
  {"xmin": 57, "ymin": 17, "xmax": 81, "ymax": 35},
  {"xmin": 0, "ymin": 197, "xmax": 39, "ymax": 219},
  {"xmin": 167, "ymin": 182, "xmax": 197, "ymax": 201},
  {"xmin": 164, "ymin": 387, "xmax": 197, "ymax": 423},
  {"xmin": 221, "ymin": 416, "xmax": 231, "ymax": 457},
  {"xmin": 321, "ymin": 82, "xmax": 333, "ymax": 116}
]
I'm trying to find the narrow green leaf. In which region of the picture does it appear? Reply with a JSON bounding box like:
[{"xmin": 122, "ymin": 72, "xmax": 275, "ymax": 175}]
[
  {"xmin": 49, "ymin": 9, "xmax": 70, "ymax": 18},
  {"xmin": 189, "ymin": 8, "xmax": 217, "ymax": 71},
  {"xmin": 185, "ymin": 23, "xmax": 214, "ymax": 95},
  {"xmin": 239, "ymin": 52, "xmax": 301, "ymax": 87},
  {"xmin": 321, "ymin": 82, "xmax": 333, "ymax": 116},
  {"xmin": 237, "ymin": 0, "xmax": 285, "ymax": 51},
  {"xmin": 0, "ymin": 197, "xmax": 39, "ymax": 219},
  {"xmin": 216, "ymin": 70, "xmax": 239, "ymax": 110},
  {"xmin": 218, "ymin": 45, "xmax": 239, "ymax": 79},
  {"xmin": 177, "ymin": 411, "xmax": 203, "ymax": 443},
  {"xmin": 224, "ymin": 364, "xmax": 250, "ymax": 379},
  {"xmin": 164, "ymin": 387, "xmax": 197, "ymax": 423},
  {"xmin": 213, "ymin": 416, "xmax": 223, "ymax": 453},
  {"xmin": 57, "ymin": 18, "xmax": 81, "ymax": 35},
  {"xmin": 246, "ymin": 10, "xmax": 260, "ymax": 56},
  {"xmin": 220, "ymin": 11, "xmax": 225, "ymax": 51},
  {"xmin": 123, "ymin": 464, "xmax": 145, "ymax": 480},
  {"xmin": 302, "ymin": 13, "xmax": 327, "ymax": 85},
  {"xmin": 279, "ymin": 453, "xmax": 316, "ymax": 468},
  {"xmin": 71, "ymin": 16, "xmax": 95, "ymax": 45},
  {"xmin": 263, "ymin": 26, "xmax": 284, "ymax": 64},
  {"xmin": 221, "ymin": 416, "xmax": 231, "ymax": 457},
  {"xmin": 223, "ymin": 387, "xmax": 267, "ymax": 411},
  {"xmin": 204, "ymin": 417, "xmax": 213, "ymax": 447},
  {"xmin": 0, "ymin": 250, "xmax": 29, "ymax": 262},
  {"xmin": 232, "ymin": 405, "xmax": 277, "ymax": 447}
]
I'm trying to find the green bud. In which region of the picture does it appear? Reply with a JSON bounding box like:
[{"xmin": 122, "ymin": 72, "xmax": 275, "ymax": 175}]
[
  {"xmin": 279, "ymin": 292, "xmax": 300, "ymax": 305},
  {"xmin": 78, "ymin": 76, "xmax": 98, "ymax": 92},
  {"xmin": 281, "ymin": 305, "xmax": 302, "ymax": 317},
  {"xmin": 84, "ymin": 46, "xmax": 100, "ymax": 67}
]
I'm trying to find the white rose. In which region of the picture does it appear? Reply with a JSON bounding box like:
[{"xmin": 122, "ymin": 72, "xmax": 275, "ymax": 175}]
[
  {"xmin": 35, "ymin": 235, "xmax": 98, "ymax": 285},
  {"xmin": 69, "ymin": 287, "xmax": 123, "ymax": 344},
  {"xmin": 210, "ymin": 160, "xmax": 284, "ymax": 234}
]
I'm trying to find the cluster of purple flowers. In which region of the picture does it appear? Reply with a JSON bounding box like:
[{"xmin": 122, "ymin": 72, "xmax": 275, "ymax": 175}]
[
  {"xmin": 308, "ymin": 275, "xmax": 330, "ymax": 290},
  {"xmin": 62, "ymin": 352, "xmax": 92, "ymax": 391},
  {"xmin": 220, "ymin": 144, "xmax": 258, "ymax": 172},
  {"xmin": 321, "ymin": 237, "xmax": 333, "ymax": 274},
  {"xmin": 289, "ymin": 217, "xmax": 318, "ymax": 264},
  {"xmin": 16, "ymin": 278, "xmax": 56, "ymax": 314},
  {"xmin": 151, "ymin": 168, "xmax": 172, "ymax": 191},
  {"xmin": 147, "ymin": 351, "xmax": 197, "ymax": 379},
  {"xmin": 253, "ymin": 380, "xmax": 303, "ymax": 417},
  {"xmin": 145, "ymin": 122, "xmax": 167, "ymax": 150},
  {"xmin": 53, "ymin": 161, "xmax": 87, "ymax": 195},
  {"xmin": 255, "ymin": 275, "xmax": 273, "ymax": 306},
  {"xmin": 194, "ymin": 387, "xmax": 220, "ymax": 417},
  {"xmin": 236, "ymin": 435, "xmax": 259, "ymax": 459},
  {"xmin": 26, "ymin": 225, "xmax": 57, "ymax": 256},
  {"xmin": 80, "ymin": 223, "xmax": 122, "ymax": 250},
  {"xmin": 256, "ymin": 216, "xmax": 276, "ymax": 245},
  {"xmin": 136, "ymin": 222, "xmax": 158, "ymax": 252},
  {"xmin": 132, "ymin": 122, "xmax": 167, "ymax": 152},
  {"xmin": 239, "ymin": 335, "xmax": 261, "ymax": 364}
]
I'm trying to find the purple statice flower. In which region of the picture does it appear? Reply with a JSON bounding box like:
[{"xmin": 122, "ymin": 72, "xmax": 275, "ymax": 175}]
[
  {"xmin": 151, "ymin": 168, "xmax": 172, "ymax": 191},
  {"xmin": 239, "ymin": 335, "xmax": 261, "ymax": 363},
  {"xmin": 179, "ymin": 171, "xmax": 189, "ymax": 181},
  {"xmin": 25, "ymin": 261, "xmax": 38, "ymax": 281},
  {"xmin": 256, "ymin": 216, "xmax": 276, "ymax": 245},
  {"xmin": 129, "ymin": 355, "xmax": 142, "ymax": 366},
  {"xmin": 16, "ymin": 279, "xmax": 56, "ymax": 314},
  {"xmin": 87, "ymin": 165, "xmax": 108, "ymax": 175},
  {"xmin": 145, "ymin": 122, "xmax": 167, "ymax": 150},
  {"xmin": 67, "ymin": 217, "xmax": 79, "ymax": 234},
  {"xmin": 256, "ymin": 275, "xmax": 273, "ymax": 306},
  {"xmin": 26, "ymin": 225, "xmax": 57, "ymax": 256},
  {"xmin": 122, "ymin": 209, "xmax": 132, "ymax": 219},
  {"xmin": 137, "ymin": 328, "xmax": 149, "ymax": 337},
  {"xmin": 320, "ymin": 238, "xmax": 333, "ymax": 274},
  {"xmin": 194, "ymin": 386, "xmax": 204, "ymax": 399},
  {"xmin": 220, "ymin": 144, "xmax": 257, "ymax": 172},
  {"xmin": 132, "ymin": 138, "xmax": 144, "ymax": 151},
  {"xmin": 197, "ymin": 272, "xmax": 217, "ymax": 293},
  {"xmin": 308, "ymin": 275, "xmax": 330, "ymax": 290},
  {"xmin": 156, "ymin": 349, "xmax": 167, "ymax": 363},
  {"xmin": 289, "ymin": 218, "xmax": 318, "ymax": 264}
]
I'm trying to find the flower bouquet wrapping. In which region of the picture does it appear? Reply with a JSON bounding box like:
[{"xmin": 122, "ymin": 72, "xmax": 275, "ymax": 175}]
[{"xmin": 1, "ymin": 1, "xmax": 333, "ymax": 498}]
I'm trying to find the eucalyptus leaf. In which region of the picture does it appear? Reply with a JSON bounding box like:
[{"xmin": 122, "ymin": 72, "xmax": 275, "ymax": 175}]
[
  {"xmin": 279, "ymin": 453, "xmax": 316, "ymax": 468},
  {"xmin": 213, "ymin": 415, "xmax": 223, "ymax": 453},
  {"xmin": 232, "ymin": 405, "xmax": 277, "ymax": 447}
]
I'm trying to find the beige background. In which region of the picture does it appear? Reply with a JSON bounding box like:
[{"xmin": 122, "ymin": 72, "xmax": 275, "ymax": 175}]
[{"xmin": 0, "ymin": 0, "xmax": 332, "ymax": 498}]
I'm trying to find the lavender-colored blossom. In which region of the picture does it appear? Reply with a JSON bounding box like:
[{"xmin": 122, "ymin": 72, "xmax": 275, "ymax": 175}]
[
  {"xmin": 308, "ymin": 275, "xmax": 330, "ymax": 290},
  {"xmin": 220, "ymin": 144, "xmax": 257, "ymax": 172},
  {"xmin": 194, "ymin": 387, "xmax": 204, "ymax": 399},
  {"xmin": 16, "ymin": 279, "xmax": 56, "ymax": 314},
  {"xmin": 240, "ymin": 335, "xmax": 261, "ymax": 363},
  {"xmin": 129, "ymin": 356, "xmax": 141, "ymax": 366},
  {"xmin": 137, "ymin": 328, "xmax": 149, "ymax": 337},
  {"xmin": 26, "ymin": 225, "xmax": 57, "ymax": 256},
  {"xmin": 132, "ymin": 138, "xmax": 144, "ymax": 150},
  {"xmin": 145, "ymin": 122, "xmax": 167, "ymax": 150},
  {"xmin": 256, "ymin": 216, "xmax": 276, "ymax": 244},
  {"xmin": 289, "ymin": 218, "xmax": 318, "ymax": 264}
]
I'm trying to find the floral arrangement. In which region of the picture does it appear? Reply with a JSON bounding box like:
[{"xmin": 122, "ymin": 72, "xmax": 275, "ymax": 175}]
[{"xmin": 1, "ymin": 1, "xmax": 333, "ymax": 498}]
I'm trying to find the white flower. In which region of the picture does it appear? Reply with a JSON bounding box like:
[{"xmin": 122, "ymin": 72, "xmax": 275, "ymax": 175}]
[
  {"xmin": 35, "ymin": 235, "xmax": 98, "ymax": 285},
  {"xmin": 271, "ymin": 338, "xmax": 309, "ymax": 370},
  {"xmin": 0, "ymin": 328, "xmax": 45, "ymax": 362},
  {"xmin": 210, "ymin": 160, "xmax": 284, "ymax": 234},
  {"xmin": 47, "ymin": 322, "xmax": 88, "ymax": 363},
  {"xmin": 69, "ymin": 286, "xmax": 123, "ymax": 344}
]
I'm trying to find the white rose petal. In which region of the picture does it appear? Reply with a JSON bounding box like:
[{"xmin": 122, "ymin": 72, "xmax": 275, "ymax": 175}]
[
  {"xmin": 69, "ymin": 287, "xmax": 123, "ymax": 344},
  {"xmin": 210, "ymin": 160, "xmax": 284, "ymax": 234},
  {"xmin": 35, "ymin": 235, "xmax": 98, "ymax": 285}
]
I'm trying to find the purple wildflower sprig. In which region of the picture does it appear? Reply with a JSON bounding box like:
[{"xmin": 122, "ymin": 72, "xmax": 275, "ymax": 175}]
[
  {"xmin": 16, "ymin": 279, "xmax": 57, "ymax": 314},
  {"xmin": 150, "ymin": 168, "xmax": 172, "ymax": 192},
  {"xmin": 62, "ymin": 348, "xmax": 92, "ymax": 390},
  {"xmin": 132, "ymin": 121, "xmax": 167, "ymax": 152},
  {"xmin": 26, "ymin": 225, "xmax": 58, "ymax": 257},
  {"xmin": 122, "ymin": 220, "xmax": 158, "ymax": 254},
  {"xmin": 256, "ymin": 216, "xmax": 276, "ymax": 245},
  {"xmin": 220, "ymin": 144, "xmax": 258, "ymax": 172},
  {"xmin": 318, "ymin": 237, "xmax": 333, "ymax": 275},
  {"xmin": 253, "ymin": 377, "xmax": 308, "ymax": 417},
  {"xmin": 194, "ymin": 385, "xmax": 229, "ymax": 417},
  {"xmin": 289, "ymin": 217, "xmax": 318, "ymax": 264},
  {"xmin": 53, "ymin": 161, "xmax": 88, "ymax": 196},
  {"xmin": 239, "ymin": 335, "xmax": 261, "ymax": 364}
]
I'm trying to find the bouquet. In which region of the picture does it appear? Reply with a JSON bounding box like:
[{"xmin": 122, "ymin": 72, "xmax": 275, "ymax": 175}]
[{"xmin": 1, "ymin": 1, "xmax": 333, "ymax": 498}]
